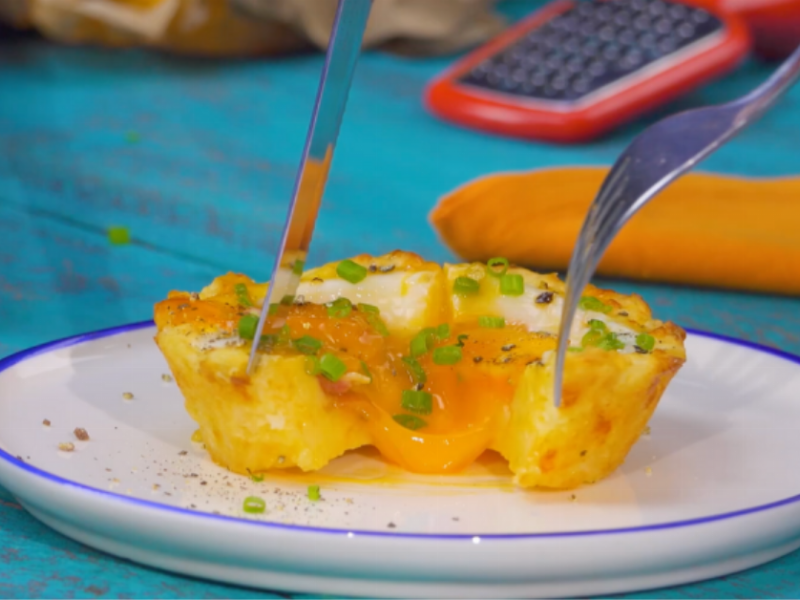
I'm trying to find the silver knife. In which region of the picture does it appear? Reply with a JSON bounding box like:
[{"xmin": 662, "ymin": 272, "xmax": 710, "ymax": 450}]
[{"xmin": 246, "ymin": 0, "xmax": 372, "ymax": 374}]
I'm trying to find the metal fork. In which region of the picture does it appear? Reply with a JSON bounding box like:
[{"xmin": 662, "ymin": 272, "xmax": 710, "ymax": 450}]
[{"xmin": 553, "ymin": 44, "xmax": 800, "ymax": 408}]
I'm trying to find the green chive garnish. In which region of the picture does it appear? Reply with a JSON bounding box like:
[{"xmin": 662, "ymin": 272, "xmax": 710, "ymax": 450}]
[
  {"xmin": 277, "ymin": 325, "xmax": 292, "ymax": 346},
  {"xmin": 108, "ymin": 226, "xmax": 130, "ymax": 245},
  {"xmin": 588, "ymin": 319, "xmax": 607, "ymax": 331},
  {"xmin": 292, "ymin": 335, "xmax": 322, "ymax": 355},
  {"xmin": 305, "ymin": 356, "xmax": 322, "ymax": 376},
  {"xmin": 568, "ymin": 346, "xmax": 584, "ymax": 353},
  {"xmin": 486, "ymin": 257, "xmax": 509, "ymax": 278},
  {"xmin": 360, "ymin": 360, "xmax": 373, "ymax": 382},
  {"xmin": 327, "ymin": 297, "xmax": 353, "ymax": 318},
  {"xmin": 636, "ymin": 333, "xmax": 656, "ymax": 352},
  {"xmin": 597, "ymin": 333, "xmax": 625, "ymax": 351},
  {"xmin": 337, "ymin": 259, "xmax": 368, "ymax": 284},
  {"xmin": 579, "ymin": 296, "xmax": 612, "ymax": 313},
  {"xmin": 365, "ymin": 313, "xmax": 390, "ymax": 337},
  {"xmin": 291, "ymin": 259, "xmax": 305, "ymax": 276},
  {"xmin": 307, "ymin": 485, "xmax": 321, "ymax": 502},
  {"xmin": 243, "ymin": 496, "xmax": 265, "ymax": 514},
  {"xmin": 249, "ymin": 471, "xmax": 264, "ymax": 482},
  {"xmin": 433, "ymin": 345, "xmax": 463, "ymax": 366},
  {"xmin": 357, "ymin": 303, "xmax": 380, "ymax": 314},
  {"xmin": 401, "ymin": 389, "xmax": 433, "ymax": 415},
  {"xmin": 280, "ymin": 294, "xmax": 294, "ymax": 306},
  {"xmin": 478, "ymin": 315, "xmax": 505, "ymax": 329},
  {"xmin": 393, "ymin": 414, "xmax": 427, "ymax": 430},
  {"xmin": 581, "ymin": 329, "xmax": 604, "ymax": 347},
  {"xmin": 410, "ymin": 328, "xmax": 436, "ymax": 357},
  {"xmin": 238, "ymin": 314, "xmax": 259, "ymax": 340},
  {"xmin": 319, "ymin": 353, "xmax": 347, "ymax": 382},
  {"xmin": 402, "ymin": 356, "xmax": 426, "ymax": 384},
  {"xmin": 268, "ymin": 303, "xmax": 279, "ymax": 316},
  {"xmin": 499, "ymin": 273, "xmax": 524, "ymax": 296},
  {"xmin": 436, "ymin": 323, "xmax": 450, "ymax": 340},
  {"xmin": 234, "ymin": 283, "xmax": 253, "ymax": 307},
  {"xmin": 453, "ymin": 276, "xmax": 480, "ymax": 296},
  {"xmin": 456, "ymin": 334, "xmax": 469, "ymax": 347}
]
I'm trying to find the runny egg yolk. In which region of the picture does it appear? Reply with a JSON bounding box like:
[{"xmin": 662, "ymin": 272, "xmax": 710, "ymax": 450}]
[{"xmin": 155, "ymin": 288, "xmax": 557, "ymax": 475}]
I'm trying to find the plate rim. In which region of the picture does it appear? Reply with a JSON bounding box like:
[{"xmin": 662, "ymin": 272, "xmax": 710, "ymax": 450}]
[{"xmin": 2, "ymin": 320, "xmax": 800, "ymax": 541}]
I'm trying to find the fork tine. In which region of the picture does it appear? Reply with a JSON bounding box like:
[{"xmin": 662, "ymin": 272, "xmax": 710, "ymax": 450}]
[{"xmin": 552, "ymin": 161, "xmax": 633, "ymax": 408}]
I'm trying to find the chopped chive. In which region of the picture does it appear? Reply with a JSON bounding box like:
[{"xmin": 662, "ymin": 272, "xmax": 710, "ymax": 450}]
[
  {"xmin": 410, "ymin": 328, "xmax": 436, "ymax": 357},
  {"xmin": 436, "ymin": 323, "xmax": 450, "ymax": 340},
  {"xmin": 401, "ymin": 389, "xmax": 433, "ymax": 415},
  {"xmin": 486, "ymin": 257, "xmax": 509, "ymax": 278},
  {"xmin": 243, "ymin": 496, "xmax": 265, "ymax": 514},
  {"xmin": 108, "ymin": 226, "xmax": 130, "ymax": 245},
  {"xmin": 402, "ymin": 356, "xmax": 426, "ymax": 385},
  {"xmin": 568, "ymin": 346, "xmax": 584, "ymax": 353},
  {"xmin": 579, "ymin": 296, "xmax": 612, "ymax": 313},
  {"xmin": 499, "ymin": 273, "xmax": 524, "ymax": 296},
  {"xmin": 597, "ymin": 333, "xmax": 625, "ymax": 351},
  {"xmin": 588, "ymin": 319, "xmax": 607, "ymax": 331},
  {"xmin": 392, "ymin": 414, "xmax": 427, "ymax": 430},
  {"xmin": 249, "ymin": 470, "xmax": 264, "ymax": 483},
  {"xmin": 234, "ymin": 283, "xmax": 253, "ymax": 307},
  {"xmin": 291, "ymin": 259, "xmax": 305, "ymax": 276},
  {"xmin": 581, "ymin": 329, "xmax": 604, "ymax": 347},
  {"xmin": 277, "ymin": 325, "xmax": 292, "ymax": 346},
  {"xmin": 292, "ymin": 335, "xmax": 322, "ymax": 355},
  {"xmin": 307, "ymin": 485, "xmax": 321, "ymax": 502},
  {"xmin": 280, "ymin": 294, "xmax": 294, "ymax": 306},
  {"xmin": 319, "ymin": 353, "xmax": 347, "ymax": 382},
  {"xmin": 360, "ymin": 360, "xmax": 373, "ymax": 382},
  {"xmin": 238, "ymin": 314, "xmax": 259, "ymax": 340},
  {"xmin": 478, "ymin": 315, "xmax": 505, "ymax": 329},
  {"xmin": 305, "ymin": 356, "xmax": 322, "ymax": 376},
  {"xmin": 260, "ymin": 333, "xmax": 278, "ymax": 349},
  {"xmin": 365, "ymin": 313, "xmax": 390, "ymax": 337},
  {"xmin": 636, "ymin": 333, "xmax": 656, "ymax": 352},
  {"xmin": 268, "ymin": 303, "xmax": 280, "ymax": 316},
  {"xmin": 337, "ymin": 259, "xmax": 368, "ymax": 284},
  {"xmin": 327, "ymin": 297, "xmax": 353, "ymax": 318},
  {"xmin": 357, "ymin": 303, "xmax": 380, "ymax": 314},
  {"xmin": 433, "ymin": 345, "xmax": 463, "ymax": 366},
  {"xmin": 456, "ymin": 334, "xmax": 469, "ymax": 347},
  {"xmin": 453, "ymin": 276, "xmax": 480, "ymax": 296},
  {"xmin": 125, "ymin": 131, "xmax": 140, "ymax": 144}
]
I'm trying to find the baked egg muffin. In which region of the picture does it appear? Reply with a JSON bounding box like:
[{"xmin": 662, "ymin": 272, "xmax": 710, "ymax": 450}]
[{"xmin": 154, "ymin": 251, "xmax": 685, "ymax": 489}]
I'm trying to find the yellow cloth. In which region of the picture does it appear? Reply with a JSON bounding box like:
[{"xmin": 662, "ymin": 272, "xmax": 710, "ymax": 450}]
[{"xmin": 430, "ymin": 167, "xmax": 800, "ymax": 296}]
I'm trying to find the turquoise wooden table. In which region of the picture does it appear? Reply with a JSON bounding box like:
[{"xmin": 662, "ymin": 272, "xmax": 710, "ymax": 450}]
[{"xmin": 2, "ymin": 1, "xmax": 800, "ymax": 596}]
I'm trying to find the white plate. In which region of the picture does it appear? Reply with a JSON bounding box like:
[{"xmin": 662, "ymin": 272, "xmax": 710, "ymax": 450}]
[{"xmin": 1, "ymin": 323, "xmax": 800, "ymax": 598}]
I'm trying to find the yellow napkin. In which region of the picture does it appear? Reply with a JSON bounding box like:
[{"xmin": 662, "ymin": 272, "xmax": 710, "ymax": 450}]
[{"xmin": 430, "ymin": 167, "xmax": 800, "ymax": 295}]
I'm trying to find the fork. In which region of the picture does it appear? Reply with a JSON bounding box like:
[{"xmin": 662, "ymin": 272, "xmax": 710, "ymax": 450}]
[{"xmin": 553, "ymin": 44, "xmax": 800, "ymax": 408}]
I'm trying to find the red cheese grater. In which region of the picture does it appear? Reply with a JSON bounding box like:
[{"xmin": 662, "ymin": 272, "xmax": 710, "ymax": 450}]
[{"xmin": 424, "ymin": 0, "xmax": 751, "ymax": 143}]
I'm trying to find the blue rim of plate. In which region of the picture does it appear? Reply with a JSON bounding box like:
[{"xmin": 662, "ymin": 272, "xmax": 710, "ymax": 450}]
[{"xmin": 1, "ymin": 320, "xmax": 800, "ymax": 541}]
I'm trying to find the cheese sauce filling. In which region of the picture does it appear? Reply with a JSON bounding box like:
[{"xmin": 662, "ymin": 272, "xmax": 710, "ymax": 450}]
[{"xmin": 155, "ymin": 271, "xmax": 646, "ymax": 474}]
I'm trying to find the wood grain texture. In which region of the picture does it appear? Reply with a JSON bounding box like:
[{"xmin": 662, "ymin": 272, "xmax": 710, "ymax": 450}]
[{"xmin": 1, "ymin": 1, "xmax": 800, "ymax": 596}]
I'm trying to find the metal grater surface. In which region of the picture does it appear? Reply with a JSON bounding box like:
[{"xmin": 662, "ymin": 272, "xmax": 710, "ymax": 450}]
[{"xmin": 459, "ymin": 0, "xmax": 724, "ymax": 102}]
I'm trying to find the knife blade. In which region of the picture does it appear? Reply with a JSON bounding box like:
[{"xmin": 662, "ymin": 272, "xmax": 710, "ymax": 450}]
[{"xmin": 246, "ymin": 0, "xmax": 372, "ymax": 374}]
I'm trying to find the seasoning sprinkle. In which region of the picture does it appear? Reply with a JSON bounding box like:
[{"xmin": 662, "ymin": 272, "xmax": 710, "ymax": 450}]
[
  {"xmin": 74, "ymin": 428, "xmax": 89, "ymax": 441},
  {"xmin": 535, "ymin": 291, "xmax": 554, "ymax": 304},
  {"xmin": 42, "ymin": 419, "xmax": 51, "ymax": 427},
  {"xmin": 122, "ymin": 392, "xmax": 134, "ymax": 400},
  {"xmin": 161, "ymin": 373, "xmax": 173, "ymax": 383},
  {"xmin": 473, "ymin": 356, "xmax": 483, "ymax": 363},
  {"xmin": 379, "ymin": 264, "xmax": 396, "ymax": 273},
  {"xmin": 58, "ymin": 442, "xmax": 75, "ymax": 452},
  {"xmin": 501, "ymin": 344, "xmax": 516, "ymax": 351}
]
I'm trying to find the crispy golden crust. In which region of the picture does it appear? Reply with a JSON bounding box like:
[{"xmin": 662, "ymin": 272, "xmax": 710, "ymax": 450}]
[{"xmin": 154, "ymin": 251, "xmax": 686, "ymax": 488}]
